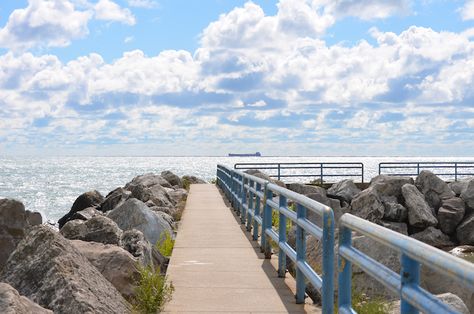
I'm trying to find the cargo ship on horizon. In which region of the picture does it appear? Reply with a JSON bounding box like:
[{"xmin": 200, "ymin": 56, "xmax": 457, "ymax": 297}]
[{"xmin": 228, "ymin": 152, "xmax": 262, "ymax": 157}]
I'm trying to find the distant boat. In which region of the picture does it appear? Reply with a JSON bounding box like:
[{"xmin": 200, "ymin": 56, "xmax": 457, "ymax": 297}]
[{"xmin": 228, "ymin": 152, "xmax": 262, "ymax": 157}]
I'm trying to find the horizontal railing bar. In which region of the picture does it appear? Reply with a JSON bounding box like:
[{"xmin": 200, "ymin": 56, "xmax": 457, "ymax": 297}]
[
  {"xmin": 279, "ymin": 242, "xmax": 297, "ymax": 263},
  {"xmin": 266, "ymin": 228, "xmax": 279, "ymax": 243},
  {"xmin": 297, "ymin": 260, "xmax": 323, "ymax": 290},
  {"xmin": 401, "ymin": 284, "xmax": 457, "ymax": 314}
]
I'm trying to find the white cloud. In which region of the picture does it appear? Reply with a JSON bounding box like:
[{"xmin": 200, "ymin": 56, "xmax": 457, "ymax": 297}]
[
  {"xmin": 461, "ymin": 0, "xmax": 474, "ymax": 20},
  {"xmin": 124, "ymin": 36, "xmax": 134, "ymax": 43},
  {"xmin": 0, "ymin": 0, "xmax": 91, "ymax": 50},
  {"xmin": 94, "ymin": 0, "xmax": 136, "ymax": 25},
  {"xmin": 128, "ymin": 0, "xmax": 159, "ymax": 9},
  {"xmin": 329, "ymin": 0, "xmax": 412, "ymax": 20}
]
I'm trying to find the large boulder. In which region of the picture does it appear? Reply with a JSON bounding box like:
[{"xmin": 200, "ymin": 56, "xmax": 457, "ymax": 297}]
[
  {"xmin": 125, "ymin": 173, "xmax": 172, "ymax": 189},
  {"xmin": 415, "ymin": 170, "xmax": 455, "ymax": 212},
  {"xmin": 107, "ymin": 198, "xmax": 172, "ymax": 246},
  {"xmin": 58, "ymin": 190, "xmax": 104, "ymax": 228},
  {"xmin": 327, "ymin": 179, "xmax": 361, "ymax": 203},
  {"xmin": 287, "ymin": 183, "xmax": 327, "ymax": 197},
  {"xmin": 0, "ymin": 199, "xmax": 42, "ymax": 270},
  {"xmin": 382, "ymin": 196, "xmax": 408, "ymax": 222},
  {"xmin": 410, "ymin": 227, "xmax": 455, "ymax": 248},
  {"xmin": 68, "ymin": 207, "xmax": 103, "ymax": 221},
  {"xmin": 181, "ymin": 175, "xmax": 207, "ymax": 185},
  {"xmin": 121, "ymin": 229, "xmax": 154, "ymax": 267},
  {"xmin": 0, "ymin": 282, "xmax": 52, "ymax": 314},
  {"xmin": 167, "ymin": 188, "xmax": 188, "ymax": 206},
  {"xmin": 438, "ymin": 197, "xmax": 466, "ymax": 234},
  {"xmin": 456, "ymin": 214, "xmax": 474, "ymax": 245},
  {"xmin": 386, "ymin": 293, "xmax": 469, "ymax": 314},
  {"xmin": 0, "ymin": 225, "xmax": 131, "ymax": 314},
  {"xmin": 402, "ymin": 184, "xmax": 438, "ymax": 228},
  {"xmin": 25, "ymin": 210, "xmax": 42, "ymax": 226},
  {"xmin": 129, "ymin": 184, "xmax": 174, "ymax": 208},
  {"xmin": 449, "ymin": 178, "xmax": 472, "ymax": 196},
  {"xmin": 71, "ymin": 240, "xmax": 140, "ymax": 301},
  {"xmin": 461, "ymin": 180, "xmax": 474, "ymax": 214},
  {"xmin": 161, "ymin": 171, "xmax": 182, "ymax": 188},
  {"xmin": 99, "ymin": 187, "xmax": 131, "ymax": 213},
  {"xmin": 370, "ymin": 175, "xmax": 414, "ymax": 200},
  {"xmin": 350, "ymin": 187, "xmax": 385, "ymax": 223},
  {"xmin": 60, "ymin": 216, "xmax": 122, "ymax": 245}
]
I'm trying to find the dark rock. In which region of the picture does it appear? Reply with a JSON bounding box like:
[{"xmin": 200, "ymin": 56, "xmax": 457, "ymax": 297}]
[
  {"xmin": 129, "ymin": 184, "xmax": 173, "ymax": 208},
  {"xmin": 438, "ymin": 197, "xmax": 465, "ymax": 234},
  {"xmin": 327, "ymin": 179, "xmax": 361, "ymax": 203},
  {"xmin": 125, "ymin": 173, "xmax": 172, "ymax": 189},
  {"xmin": 161, "ymin": 171, "xmax": 182, "ymax": 188},
  {"xmin": 107, "ymin": 198, "xmax": 172, "ymax": 246},
  {"xmin": 167, "ymin": 188, "xmax": 188, "ymax": 205},
  {"xmin": 99, "ymin": 187, "xmax": 131, "ymax": 213},
  {"xmin": 381, "ymin": 221, "xmax": 408, "ymax": 235},
  {"xmin": 461, "ymin": 180, "xmax": 474, "ymax": 213},
  {"xmin": 69, "ymin": 207, "xmax": 103, "ymax": 221},
  {"xmin": 25, "ymin": 210, "xmax": 42, "ymax": 226},
  {"xmin": 415, "ymin": 170, "xmax": 455, "ymax": 212},
  {"xmin": 287, "ymin": 183, "xmax": 327, "ymax": 197},
  {"xmin": 410, "ymin": 227, "xmax": 455, "ymax": 248},
  {"xmin": 0, "ymin": 225, "xmax": 131, "ymax": 313},
  {"xmin": 181, "ymin": 175, "xmax": 207, "ymax": 185},
  {"xmin": 402, "ymin": 184, "xmax": 438, "ymax": 228},
  {"xmin": 382, "ymin": 196, "xmax": 408, "ymax": 222},
  {"xmin": 71, "ymin": 240, "xmax": 140, "ymax": 301},
  {"xmin": 350, "ymin": 187, "xmax": 385, "ymax": 223},
  {"xmin": 370, "ymin": 175, "xmax": 414, "ymax": 200},
  {"xmin": 60, "ymin": 216, "xmax": 122, "ymax": 245},
  {"xmin": 121, "ymin": 229, "xmax": 154, "ymax": 268},
  {"xmin": 456, "ymin": 214, "xmax": 474, "ymax": 245},
  {"xmin": 58, "ymin": 190, "xmax": 104, "ymax": 228},
  {"xmin": 449, "ymin": 179, "xmax": 472, "ymax": 196},
  {"xmin": 0, "ymin": 282, "xmax": 52, "ymax": 314}
]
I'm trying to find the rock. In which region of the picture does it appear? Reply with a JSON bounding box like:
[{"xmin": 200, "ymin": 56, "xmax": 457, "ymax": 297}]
[
  {"xmin": 129, "ymin": 184, "xmax": 174, "ymax": 208},
  {"xmin": 382, "ymin": 196, "xmax": 408, "ymax": 222},
  {"xmin": 161, "ymin": 171, "xmax": 183, "ymax": 188},
  {"xmin": 370, "ymin": 175, "xmax": 414, "ymax": 200},
  {"xmin": 449, "ymin": 178, "xmax": 472, "ymax": 196},
  {"xmin": 287, "ymin": 183, "xmax": 327, "ymax": 197},
  {"xmin": 25, "ymin": 210, "xmax": 42, "ymax": 226},
  {"xmin": 450, "ymin": 245, "xmax": 474, "ymax": 263},
  {"xmin": 0, "ymin": 199, "xmax": 38, "ymax": 270},
  {"xmin": 0, "ymin": 225, "xmax": 130, "ymax": 313},
  {"xmin": 402, "ymin": 184, "xmax": 438, "ymax": 228},
  {"xmin": 71, "ymin": 240, "xmax": 140, "ymax": 301},
  {"xmin": 125, "ymin": 173, "xmax": 172, "ymax": 189},
  {"xmin": 327, "ymin": 179, "xmax": 361, "ymax": 203},
  {"xmin": 148, "ymin": 205, "xmax": 175, "ymax": 216},
  {"xmin": 415, "ymin": 170, "xmax": 455, "ymax": 212},
  {"xmin": 60, "ymin": 216, "xmax": 122, "ymax": 245},
  {"xmin": 58, "ymin": 190, "xmax": 104, "ymax": 229},
  {"xmin": 167, "ymin": 188, "xmax": 188, "ymax": 205},
  {"xmin": 99, "ymin": 187, "xmax": 131, "ymax": 213},
  {"xmin": 410, "ymin": 227, "xmax": 455, "ymax": 248},
  {"xmin": 107, "ymin": 198, "xmax": 172, "ymax": 245},
  {"xmin": 68, "ymin": 206, "xmax": 103, "ymax": 221},
  {"xmin": 181, "ymin": 175, "xmax": 207, "ymax": 185},
  {"xmin": 438, "ymin": 197, "xmax": 466, "ymax": 234},
  {"xmin": 381, "ymin": 221, "xmax": 408, "ymax": 235},
  {"xmin": 350, "ymin": 187, "xmax": 385, "ymax": 223},
  {"xmin": 0, "ymin": 282, "xmax": 52, "ymax": 314},
  {"xmin": 386, "ymin": 292, "xmax": 469, "ymax": 314},
  {"xmin": 456, "ymin": 214, "xmax": 474, "ymax": 245},
  {"xmin": 121, "ymin": 229, "xmax": 154, "ymax": 267},
  {"xmin": 461, "ymin": 180, "xmax": 474, "ymax": 213},
  {"xmin": 243, "ymin": 170, "xmax": 285, "ymax": 188}
]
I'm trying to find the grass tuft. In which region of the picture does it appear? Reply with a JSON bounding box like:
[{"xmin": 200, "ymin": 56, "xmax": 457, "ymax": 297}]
[
  {"xmin": 132, "ymin": 265, "xmax": 174, "ymax": 314},
  {"xmin": 156, "ymin": 231, "xmax": 175, "ymax": 257}
]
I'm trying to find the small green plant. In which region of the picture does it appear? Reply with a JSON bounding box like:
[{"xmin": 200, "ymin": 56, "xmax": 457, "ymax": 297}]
[
  {"xmin": 182, "ymin": 177, "xmax": 191, "ymax": 190},
  {"xmin": 351, "ymin": 291, "xmax": 387, "ymax": 314},
  {"xmin": 209, "ymin": 178, "xmax": 217, "ymax": 184},
  {"xmin": 133, "ymin": 265, "xmax": 174, "ymax": 314},
  {"xmin": 271, "ymin": 210, "xmax": 293, "ymax": 234},
  {"xmin": 156, "ymin": 231, "xmax": 175, "ymax": 257}
]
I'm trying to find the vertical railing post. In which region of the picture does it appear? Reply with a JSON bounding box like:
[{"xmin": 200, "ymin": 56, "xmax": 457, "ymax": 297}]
[
  {"xmin": 295, "ymin": 203, "xmax": 307, "ymax": 304},
  {"xmin": 261, "ymin": 183, "xmax": 272, "ymax": 259},
  {"xmin": 241, "ymin": 176, "xmax": 247, "ymax": 224},
  {"xmin": 361, "ymin": 163, "xmax": 364, "ymax": 183},
  {"xmin": 338, "ymin": 226, "xmax": 352, "ymax": 314},
  {"xmin": 253, "ymin": 182, "xmax": 261, "ymax": 241},
  {"xmin": 278, "ymin": 195, "xmax": 287, "ymax": 278},
  {"xmin": 320, "ymin": 163, "xmax": 323, "ymax": 184},
  {"xmin": 322, "ymin": 209, "xmax": 334, "ymax": 314},
  {"xmin": 231, "ymin": 171, "xmax": 235, "ymax": 209},
  {"xmin": 246, "ymin": 179, "xmax": 254, "ymax": 231},
  {"xmin": 278, "ymin": 163, "xmax": 281, "ymax": 181},
  {"xmin": 400, "ymin": 254, "xmax": 420, "ymax": 314},
  {"xmin": 417, "ymin": 163, "xmax": 420, "ymax": 176},
  {"xmin": 455, "ymin": 163, "xmax": 458, "ymax": 181}
]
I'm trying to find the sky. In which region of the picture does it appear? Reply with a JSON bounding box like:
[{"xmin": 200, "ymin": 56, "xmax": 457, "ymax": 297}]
[{"xmin": 0, "ymin": 0, "xmax": 474, "ymax": 156}]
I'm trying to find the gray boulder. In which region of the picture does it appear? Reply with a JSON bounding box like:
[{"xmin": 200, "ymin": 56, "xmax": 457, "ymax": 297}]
[
  {"xmin": 125, "ymin": 173, "xmax": 172, "ymax": 189},
  {"xmin": 287, "ymin": 183, "xmax": 327, "ymax": 197},
  {"xmin": 99, "ymin": 187, "xmax": 131, "ymax": 213},
  {"xmin": 0, "ymin": 199, "xmax": 42, "ymax": 270},
  {"xmin": 386, "ymin": 293, "xmax": 469, "ymax": 314},
  {"xmin": 71, "ymin": 240, "xmax": 140, "ymax": 301},
  {"xmin": 382, "ymin": 196, "xmax": 408, "ymax": 222},
  {"xmin": 129, "ymin": 184, "xmax": 174, "ymax": 208},
  {"xmin": 381, "ymin": 221, "xmax": 408, "ymax": 235},
  {"xmin": 0, "ymin": 225, "xmax": 131, "ymax": 314},
  {"xmin": 449, "ymin": 178, "xmax": 472, "ymax": 196},
  {"xmin": 415, "ymin": 170, "xmax": 455, "ymax": 212},
  {"xmin": 181, "ymin": 175, "xmax": 207, "ymax": 185},
  {"xmin": 167, "ymin": 188, "xmax": 188, "ymax": 205},
  {"xmin": 0, "ymin": 282, "xmax": 52, "ymax": 314},
  {"xmin": 25, "ymin": 210, "xmax": 42, "ymax": 226},
  {"xmin": 438, "ymin": 197, "xmax": 466, "ymax": 234},
  {"xmin": 68, "ymin": 207, "xmax": 103, "ymax": 221},
  {"xmin": 402, "ymin": 184, "xmax": 438, "ymax": 228},
  {"xmin": 456, "ymin": 214, "xmax": 474, "ymax": 245},
  {"xmin": 370, "ymin": 175, "xmax": 414, "ymax": 199},
  {"xmin": 58, "ymin": 190, "xmax": 104, "ymax": 228},
  {"xmin": 161, "ymin": 171, "xmax": 182, "ymax": 188},
  {"xmin": 461, "ymin": 180, "xmax": 474, "ymax": 213},
  {"xmin": 107, "ymin": 198, "xmax": 172, "ymax": 246},
  {"xmin": 60, "ymin": 216, "xmax": 122, "ymax": 245},
  {"xmin": 410, "ymin": 227, "xmax": 455, "ymax": 248},
  {"xmin": 450, "ymin": 245, "xmax": 474, "ymax": 263},
  {"xmin": 327, "ymin": 179, "xmax": 361, "ymax": 203},
  {"xmin": 121, "ymin": 229, "xmax": 154, "ymax": 267},
  {"xmin": 350, "ymin": 187, "xmax": 385, "ymax": 223}
]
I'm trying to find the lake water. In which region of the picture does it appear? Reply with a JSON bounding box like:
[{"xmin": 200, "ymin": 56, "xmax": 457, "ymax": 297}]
[{"xmin": 1, "ymin": 156, "xmax": 473, "ymax": 222}]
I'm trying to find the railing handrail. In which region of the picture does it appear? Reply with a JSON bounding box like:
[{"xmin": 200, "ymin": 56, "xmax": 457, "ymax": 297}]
[
  {"xmin": 338, "ymin": 213, "xmax": 474, "ymax": 313},
  {"xmin": 234, "ymin": 162, "xmax": 364, "ymax": 183},
  {"xmin": 379, "ymin": 161, "xmax": 474, "ymax": 181},
  {"xmin": 216, "ymin": 164, "xmax": 335, "ymax": 314}
]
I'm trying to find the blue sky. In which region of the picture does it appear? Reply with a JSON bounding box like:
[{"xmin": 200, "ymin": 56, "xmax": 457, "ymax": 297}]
[{"xmin": 0, "ymin": 0, "xmax": 474, "ymax": 156}]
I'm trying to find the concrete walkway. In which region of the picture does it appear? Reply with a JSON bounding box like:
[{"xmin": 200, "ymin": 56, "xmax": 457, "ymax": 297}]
[{"xmin": 164, "ymin": 184, "xmax": 321, "ymax": 314}]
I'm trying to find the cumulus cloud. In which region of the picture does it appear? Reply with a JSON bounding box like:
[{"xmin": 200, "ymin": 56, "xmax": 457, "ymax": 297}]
[
  {"xmin": 127, "ymin": 0, "xmax": 159, "ymax": 9},
  {"xmin": 94, "ymin": 0, "xmax": 136, "ymax": 25},
  {"xmin": 461, "ymin": 0, "xmax": 474, "ymax": 20}
]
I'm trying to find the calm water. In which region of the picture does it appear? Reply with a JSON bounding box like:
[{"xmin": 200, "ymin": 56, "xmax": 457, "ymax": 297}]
[{"xmin": 1, "ymin": 156, "xmax": 473, "ymax": 222}]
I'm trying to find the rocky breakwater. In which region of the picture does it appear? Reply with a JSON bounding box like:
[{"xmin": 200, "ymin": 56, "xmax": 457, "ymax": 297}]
[
  {"xmin": 280, "ymin": 170, "xmax": 473, "ymax": 311},
  {"xmin": 0, "ymin": 171, "xmax": 206, "ymax": 313}
]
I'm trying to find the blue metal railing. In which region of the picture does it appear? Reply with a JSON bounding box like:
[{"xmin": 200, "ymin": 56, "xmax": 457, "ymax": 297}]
[
  {"xmin": 338, "ymin": 214, "xmax": 474, "ymax": 314},
  {"xmin": 379, "ymin": 162, "xmax": 474, "ymax": 181},
  {"xmin": 234, "ymin": 162, "xmax": 364, "ymax": 183},
  {"xmin": 216, "ymin": 164, "xmax": 335, "ymax": 314}
]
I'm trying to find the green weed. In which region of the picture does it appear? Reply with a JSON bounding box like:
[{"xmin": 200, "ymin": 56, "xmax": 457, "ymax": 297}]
[
  {"xmin": 156, "ymin": 231, "xmax": 175, "ymax": 257},
  {"xmin": 132, "ymin": 265, "xmax": 174, "ymax": 314}
]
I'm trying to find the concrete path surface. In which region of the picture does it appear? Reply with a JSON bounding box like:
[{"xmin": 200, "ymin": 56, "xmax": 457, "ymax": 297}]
[{"xmin": 163, "ymin": 184, "xmax": 321, "ymax": 314}]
